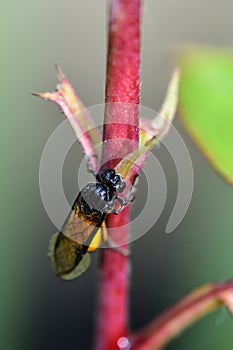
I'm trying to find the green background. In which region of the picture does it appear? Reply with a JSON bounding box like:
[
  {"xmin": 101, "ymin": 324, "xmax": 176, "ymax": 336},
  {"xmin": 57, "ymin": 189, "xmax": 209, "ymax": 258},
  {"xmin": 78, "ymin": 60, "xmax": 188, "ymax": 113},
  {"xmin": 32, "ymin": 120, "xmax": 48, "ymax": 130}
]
[{"xmin": 1, "ymin": 1, "xmax": 233, "ymax": 349}]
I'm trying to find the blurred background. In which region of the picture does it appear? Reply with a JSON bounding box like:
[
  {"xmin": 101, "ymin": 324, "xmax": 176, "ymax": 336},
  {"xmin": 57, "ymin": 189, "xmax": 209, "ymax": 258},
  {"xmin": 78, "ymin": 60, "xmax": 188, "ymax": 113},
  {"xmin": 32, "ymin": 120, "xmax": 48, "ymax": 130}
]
[{"xmin": 1, "ymin": 1, "xmax": 233, "ymax": 349}]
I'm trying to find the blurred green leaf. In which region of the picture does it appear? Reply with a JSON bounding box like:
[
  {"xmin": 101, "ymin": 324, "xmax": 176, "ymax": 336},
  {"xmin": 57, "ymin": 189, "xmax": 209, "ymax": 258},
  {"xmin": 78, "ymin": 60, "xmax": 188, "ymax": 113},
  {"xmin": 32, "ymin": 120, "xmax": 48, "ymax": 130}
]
[{"xmin": 179, "ymin": 48, "xmax": 233, "ymax": 185}]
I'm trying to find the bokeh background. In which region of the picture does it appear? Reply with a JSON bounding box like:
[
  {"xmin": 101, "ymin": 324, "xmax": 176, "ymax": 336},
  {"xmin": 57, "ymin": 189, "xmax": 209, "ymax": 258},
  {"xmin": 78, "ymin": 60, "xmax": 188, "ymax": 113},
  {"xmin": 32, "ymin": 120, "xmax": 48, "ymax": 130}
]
[{"xmin": 1, "ymin": 1, "xmax": 233, "ymax": 349}]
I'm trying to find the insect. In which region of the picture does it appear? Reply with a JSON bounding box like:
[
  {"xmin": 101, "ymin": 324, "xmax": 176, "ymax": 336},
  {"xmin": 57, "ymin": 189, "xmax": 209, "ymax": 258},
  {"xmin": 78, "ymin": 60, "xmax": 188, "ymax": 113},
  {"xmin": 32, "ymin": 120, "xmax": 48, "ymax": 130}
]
[{"xmin": 48, "ymin": 169, "xmax": 127, "ymax": 280}]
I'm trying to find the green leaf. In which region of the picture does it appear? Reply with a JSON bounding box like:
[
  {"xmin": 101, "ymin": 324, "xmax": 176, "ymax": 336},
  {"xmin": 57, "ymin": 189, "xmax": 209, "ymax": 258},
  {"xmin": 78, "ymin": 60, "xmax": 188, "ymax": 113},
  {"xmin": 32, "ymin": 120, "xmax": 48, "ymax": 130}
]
[{"xmin": 179, "ymin": 48, "xmax": 233, "ymax": 185}]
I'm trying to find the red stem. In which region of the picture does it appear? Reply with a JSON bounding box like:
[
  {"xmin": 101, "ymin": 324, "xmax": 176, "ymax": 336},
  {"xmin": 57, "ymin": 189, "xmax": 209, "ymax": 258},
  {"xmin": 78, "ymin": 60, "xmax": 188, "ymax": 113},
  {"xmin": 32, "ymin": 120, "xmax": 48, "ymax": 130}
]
[
  {"xmin": 130, "ymin": 281, "xmax": 233, "ymax": 350},
  {"xmin": 94, "ymin": 1, "xmax": 141, "ymax": 350}
]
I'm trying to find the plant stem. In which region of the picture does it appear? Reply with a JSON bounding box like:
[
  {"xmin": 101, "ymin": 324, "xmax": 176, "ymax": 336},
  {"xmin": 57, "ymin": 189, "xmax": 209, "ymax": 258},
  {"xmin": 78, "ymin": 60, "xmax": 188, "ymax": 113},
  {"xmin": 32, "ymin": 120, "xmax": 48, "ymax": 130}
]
[
  {"xmin": 130, "ymin": 281, "xmax": 233, "ymax": 350},
  {"xmin": 94, "ymin": 1, "xmax": 141, "ymax": 349}
]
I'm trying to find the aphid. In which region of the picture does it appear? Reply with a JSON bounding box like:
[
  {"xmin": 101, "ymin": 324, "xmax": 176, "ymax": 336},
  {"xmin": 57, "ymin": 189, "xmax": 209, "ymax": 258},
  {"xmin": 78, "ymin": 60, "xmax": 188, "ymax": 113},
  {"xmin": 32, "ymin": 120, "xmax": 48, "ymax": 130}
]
[{"xmin": 48, "ymin": 169, "xmax": 126, "ymax": 280}]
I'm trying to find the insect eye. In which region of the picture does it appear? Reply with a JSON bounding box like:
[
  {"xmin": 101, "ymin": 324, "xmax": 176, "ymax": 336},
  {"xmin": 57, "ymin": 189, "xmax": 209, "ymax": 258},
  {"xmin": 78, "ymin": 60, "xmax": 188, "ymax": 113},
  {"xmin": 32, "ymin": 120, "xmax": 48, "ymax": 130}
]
[
  {"xmin": 104, "ymin": 169, "xmax": 115, "ymax": 182},
  {"xmin": 96, "ymin": 169, "xmax": 126, "ymax": 194},
  {"xmin": 113, "ymin": 175, "xmax": 120, "ymax": 183},
  {"xmin": 97, "ymin": 169, "xmax": 115, "ymax": 184}
]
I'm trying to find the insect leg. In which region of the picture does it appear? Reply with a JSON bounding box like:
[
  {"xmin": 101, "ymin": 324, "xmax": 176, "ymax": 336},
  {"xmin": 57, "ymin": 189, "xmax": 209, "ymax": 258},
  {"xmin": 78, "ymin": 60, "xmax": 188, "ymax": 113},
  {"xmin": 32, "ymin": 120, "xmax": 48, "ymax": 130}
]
[
  {"xmin": 100, "ymin": 221, "xmax": 130, "ymax": 256},
  {"xmin": 112, "ymin": 197, "xmax": 127, "ymax": 214}
]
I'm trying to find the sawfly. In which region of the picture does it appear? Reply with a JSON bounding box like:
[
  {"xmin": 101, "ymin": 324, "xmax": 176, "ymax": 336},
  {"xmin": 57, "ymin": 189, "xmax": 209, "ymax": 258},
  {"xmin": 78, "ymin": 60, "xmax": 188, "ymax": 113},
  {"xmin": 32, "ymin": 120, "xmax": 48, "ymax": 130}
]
[{"xmin": 49, "ymin": 169, "xmax": 127, "ymax": 280}]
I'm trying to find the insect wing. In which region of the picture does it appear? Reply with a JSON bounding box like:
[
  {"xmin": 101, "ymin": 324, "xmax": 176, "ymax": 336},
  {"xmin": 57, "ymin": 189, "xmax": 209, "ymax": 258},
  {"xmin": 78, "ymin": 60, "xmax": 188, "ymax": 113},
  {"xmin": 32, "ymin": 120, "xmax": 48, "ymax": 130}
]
[
  {"xmin": 48, "ymin": 232, "xmax": 91, "ymax": 280},
  {"xmin": 60, "ymin": 252, "xmax": 91, "ymax": 281},
  {"xmin": 48, "ymin": 202, "xmax": 105, "ymax": 279},
  {"xmin": 64, "ymin": 204, "xmax": 106, "ymax": 248}
]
